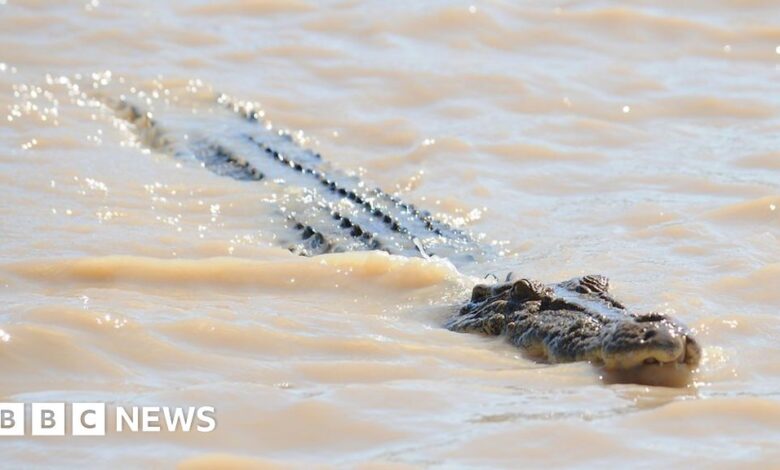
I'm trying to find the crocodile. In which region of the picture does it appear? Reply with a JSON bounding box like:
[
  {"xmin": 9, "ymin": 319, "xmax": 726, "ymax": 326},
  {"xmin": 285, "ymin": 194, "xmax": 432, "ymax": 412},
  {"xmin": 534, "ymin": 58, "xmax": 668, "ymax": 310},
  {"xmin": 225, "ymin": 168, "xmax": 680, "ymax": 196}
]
[
  {"xmin": 448, "ymin": 275, "xmax": 700, "ymax": 370},
  {"xmin": 103, "ymin": 90, "xmax": 701, "ymax": 381}
]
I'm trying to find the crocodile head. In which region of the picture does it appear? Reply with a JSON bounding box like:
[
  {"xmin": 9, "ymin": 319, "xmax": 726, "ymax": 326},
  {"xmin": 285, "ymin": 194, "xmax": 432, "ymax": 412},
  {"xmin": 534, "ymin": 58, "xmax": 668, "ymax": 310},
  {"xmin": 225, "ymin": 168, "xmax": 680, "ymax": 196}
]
[{"xmin": 451, "ymin": 275, "xmax": 701, "ymax": 373}]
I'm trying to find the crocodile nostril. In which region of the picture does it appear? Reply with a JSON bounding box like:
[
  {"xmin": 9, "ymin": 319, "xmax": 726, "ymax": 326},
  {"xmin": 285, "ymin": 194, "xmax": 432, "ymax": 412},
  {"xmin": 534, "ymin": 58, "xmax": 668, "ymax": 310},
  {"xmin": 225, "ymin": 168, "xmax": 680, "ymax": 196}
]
[{"xmin": 643, "ymin": 330, "xmax": 657, "ymax": 341}]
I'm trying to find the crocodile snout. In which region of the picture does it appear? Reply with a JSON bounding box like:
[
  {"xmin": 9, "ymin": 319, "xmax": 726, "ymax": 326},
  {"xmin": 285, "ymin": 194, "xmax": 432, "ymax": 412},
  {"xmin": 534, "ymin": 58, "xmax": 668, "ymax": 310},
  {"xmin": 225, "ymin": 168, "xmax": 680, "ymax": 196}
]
[{"xmin": 601, "ymin": 315, "xmax": 700, "ymax": 370}]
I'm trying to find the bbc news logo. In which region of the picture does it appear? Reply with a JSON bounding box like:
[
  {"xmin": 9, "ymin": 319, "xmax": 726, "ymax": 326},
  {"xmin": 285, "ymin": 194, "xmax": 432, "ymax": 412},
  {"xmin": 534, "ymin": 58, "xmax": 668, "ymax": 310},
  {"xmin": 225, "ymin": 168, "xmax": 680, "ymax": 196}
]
[{"xmin": 0, "ymin": 403, "xmax": 216, "ymax": 436}]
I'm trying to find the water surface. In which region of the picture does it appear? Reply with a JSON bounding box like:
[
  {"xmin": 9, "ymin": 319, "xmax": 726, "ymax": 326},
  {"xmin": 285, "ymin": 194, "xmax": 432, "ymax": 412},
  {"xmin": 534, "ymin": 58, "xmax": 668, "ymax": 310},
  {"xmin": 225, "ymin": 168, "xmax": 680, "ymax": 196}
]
[{"xmin": 1, "ymin": 0, "xmax": 779, "ymax": 467}]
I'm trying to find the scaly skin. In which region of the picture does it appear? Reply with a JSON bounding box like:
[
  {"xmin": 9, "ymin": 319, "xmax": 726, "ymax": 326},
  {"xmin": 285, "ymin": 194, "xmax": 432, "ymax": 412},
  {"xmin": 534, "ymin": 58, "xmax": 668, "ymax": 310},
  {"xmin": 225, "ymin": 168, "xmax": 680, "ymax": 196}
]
[{"xmin": 447, "ymin": 274, "xmax": 701, "ymax": 370}]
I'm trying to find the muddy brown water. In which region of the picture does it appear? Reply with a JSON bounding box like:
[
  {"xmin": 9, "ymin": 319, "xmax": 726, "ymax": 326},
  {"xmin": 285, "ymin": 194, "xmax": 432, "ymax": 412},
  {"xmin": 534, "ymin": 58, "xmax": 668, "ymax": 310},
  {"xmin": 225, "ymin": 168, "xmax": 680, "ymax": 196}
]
[{"xmin": 1, "ymin": 0, "xmax": 779, "ymax": 467}]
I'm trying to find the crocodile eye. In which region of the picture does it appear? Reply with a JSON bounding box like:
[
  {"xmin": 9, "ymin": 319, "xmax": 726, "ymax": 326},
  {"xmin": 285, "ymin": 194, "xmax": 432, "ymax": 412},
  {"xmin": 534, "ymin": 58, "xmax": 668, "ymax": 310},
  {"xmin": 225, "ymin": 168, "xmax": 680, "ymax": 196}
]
[
  {"xmin": 471, "ymin": 284, "xmax": 491, "ymax": 303},
  {"xmin": 510, "ymin": 279, "xmax": 535, "ymax": 300}
]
